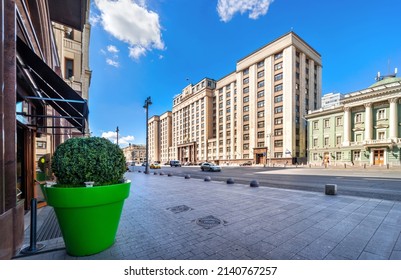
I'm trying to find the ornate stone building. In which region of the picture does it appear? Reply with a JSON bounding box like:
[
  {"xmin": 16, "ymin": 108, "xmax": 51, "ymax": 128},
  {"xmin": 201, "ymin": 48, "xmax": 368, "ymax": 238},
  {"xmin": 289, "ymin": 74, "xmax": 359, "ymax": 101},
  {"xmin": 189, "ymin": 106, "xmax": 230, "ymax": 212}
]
[{"xmin": 307, "ymin": 73, "xmax": 401, "ymax": 166}]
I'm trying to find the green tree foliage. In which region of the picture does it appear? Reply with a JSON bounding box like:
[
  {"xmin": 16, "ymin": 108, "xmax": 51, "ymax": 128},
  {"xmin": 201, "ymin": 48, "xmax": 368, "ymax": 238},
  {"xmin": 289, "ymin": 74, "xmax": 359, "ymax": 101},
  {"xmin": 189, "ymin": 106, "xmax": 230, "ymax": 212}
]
[{"xmin": 51, "ymin": 137, "xmax": 126, "ymax": 186}]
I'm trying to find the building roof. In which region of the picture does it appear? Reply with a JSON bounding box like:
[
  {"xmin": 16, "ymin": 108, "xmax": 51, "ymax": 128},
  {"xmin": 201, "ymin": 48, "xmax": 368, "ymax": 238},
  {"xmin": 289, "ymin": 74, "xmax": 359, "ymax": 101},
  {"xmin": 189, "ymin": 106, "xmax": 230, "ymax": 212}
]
[{"xmin": 368, "ymin": 76, "xmax": 401, "ymax": 88}]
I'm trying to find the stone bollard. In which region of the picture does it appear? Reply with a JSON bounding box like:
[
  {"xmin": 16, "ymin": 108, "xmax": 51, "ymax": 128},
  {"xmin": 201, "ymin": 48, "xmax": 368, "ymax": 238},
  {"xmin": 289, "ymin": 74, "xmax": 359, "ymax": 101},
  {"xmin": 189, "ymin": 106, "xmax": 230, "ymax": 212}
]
[
  {"xmin": 325, "ymin": 184, "xmax": 337, "ymax": 195},
  {"xmin": 154, "ymin": 172, "xmax": 158, "ymax": 175},
  {"xmin": 250, "ymin": 180, "xmax": 259, "ymax": 187},
  {"xmin": 204, "ymin": 176, "xmax": 211, "ymax": 182},
  {"xmin": 387, "ymin": 163, "xmax": 390, "ymax": 169},
  {"xmin": 344, "ymin": 163, "xmax": 346, "ymax": 169},
  {"xmin": 168, "ymin": 173, "xmax": 173, "ymax": 177},
  {"xmin": 159, "ymin": 172, "xmax": 164, "ymax": 176},
  {"xmin": 226, "ymin": 178, "xmax": 235, "ymax": 184},
  {"xmin": 185, "ymin": 174, "xmax": 191, "ymax": 179},
  {"xmin": 363, "ymin": 164, "xmax": 366, "ymax": 169}
]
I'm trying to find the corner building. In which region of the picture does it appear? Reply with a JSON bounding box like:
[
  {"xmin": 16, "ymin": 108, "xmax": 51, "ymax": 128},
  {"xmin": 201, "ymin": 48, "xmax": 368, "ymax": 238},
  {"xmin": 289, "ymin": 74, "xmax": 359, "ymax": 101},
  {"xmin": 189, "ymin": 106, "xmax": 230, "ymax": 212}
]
[{"xmin": 149, "ymin": 32, "xmax": 322, "ymax": 165}]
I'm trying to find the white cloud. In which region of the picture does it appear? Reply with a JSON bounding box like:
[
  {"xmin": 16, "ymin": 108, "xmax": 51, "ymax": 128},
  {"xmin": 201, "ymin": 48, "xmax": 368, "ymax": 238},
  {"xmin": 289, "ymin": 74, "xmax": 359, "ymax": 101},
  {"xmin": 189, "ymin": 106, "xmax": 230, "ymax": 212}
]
[
  {"xmin": 107, "ymin": 45, "xmax": 119, "ymax": 53},
  {"xmin": 217, "ymin": 0, "xmax": 274, "ymax": 22},
  {"xmin": 106, "ymin": 58, "xmax": 120, "ymax": 67},
  {"xmin": 94, "ymin": 0, "xmax": 164, "ymax": 60},
  {"xmin": 89, "ymin": 14, "xmax": 101, "ymax": 26},
  {"xmin": 129, "ymin": 45, "xmax": 147, "ymax": 60},
  {"xmin": 101, "ymin": 131, "xmax": 135, "ymax": 147}
]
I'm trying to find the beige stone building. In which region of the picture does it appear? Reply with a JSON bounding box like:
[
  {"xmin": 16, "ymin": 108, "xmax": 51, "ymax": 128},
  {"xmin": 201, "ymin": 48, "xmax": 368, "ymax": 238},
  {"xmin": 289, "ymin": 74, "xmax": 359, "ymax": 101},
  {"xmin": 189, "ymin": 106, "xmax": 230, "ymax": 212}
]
[
  {"xmin": 35, "ymin": 3, "xmax": 91, "ymax": 164},
  {"xmin": 149, "ymin": 32, "xmax": 322, "ymax": 165},
  {"xmin": 122, "ymin": 144, "xmax": 146, "ymax": 164}
]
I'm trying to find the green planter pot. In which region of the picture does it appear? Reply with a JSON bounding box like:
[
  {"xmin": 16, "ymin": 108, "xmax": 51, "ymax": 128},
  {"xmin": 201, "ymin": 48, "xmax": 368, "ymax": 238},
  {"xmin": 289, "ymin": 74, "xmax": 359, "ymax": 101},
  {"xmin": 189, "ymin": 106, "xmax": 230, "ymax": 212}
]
[{"xmin": 43, "ymin": 181, "xmax": 131, "ymax": 256}]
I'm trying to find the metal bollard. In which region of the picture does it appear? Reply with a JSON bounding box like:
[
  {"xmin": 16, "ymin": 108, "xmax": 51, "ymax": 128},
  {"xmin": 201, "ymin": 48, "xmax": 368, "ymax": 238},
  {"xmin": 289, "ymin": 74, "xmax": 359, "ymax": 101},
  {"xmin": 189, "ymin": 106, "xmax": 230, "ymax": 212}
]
[{"xmin": 21, "ymin": 198, "xmax": 45, "ymax": 254}]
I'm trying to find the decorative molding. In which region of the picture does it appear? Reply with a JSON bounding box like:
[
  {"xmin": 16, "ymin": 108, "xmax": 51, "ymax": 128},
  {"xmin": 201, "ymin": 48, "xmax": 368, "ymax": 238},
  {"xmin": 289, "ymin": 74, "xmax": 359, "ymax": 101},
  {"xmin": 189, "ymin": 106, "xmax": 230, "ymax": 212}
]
[
  {"xmin": 389, "ymin": 97, "xmax": 399, "ymax": 104},
  {"xmin": 352, "ymin": 127, "xmax": 365, "ymax": 132},
  {"xmin": 374, "ymin": 124, "xmax": 389, "ymax": 129},
  {"xmin": 364, "ymin": 102, "xmax": 372, "ymax": 108}
]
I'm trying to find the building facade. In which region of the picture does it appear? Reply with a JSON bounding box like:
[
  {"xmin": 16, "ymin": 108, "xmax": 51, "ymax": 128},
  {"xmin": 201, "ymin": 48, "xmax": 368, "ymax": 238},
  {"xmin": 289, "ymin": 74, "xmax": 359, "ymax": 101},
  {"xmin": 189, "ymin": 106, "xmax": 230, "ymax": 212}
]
[
  {"xmin": 122, "ymin": 144, "xmax": 146, "ymax": 164},
  {"xmin": 307, "ymin": 74, "xmax": 401, "ymax": 166},
  {"xmin": 0, "ymin": 0, "xmax": 89, "ymax": 259},
  {"xmin": 149, "ymin": 32, "xmax": 322, "ymax": 165},
  {"xmin": 321, "ymin": 92, "xmax": 343, "ymax": 109},
  {"xmin": 34, "ymin": 7, "xmax": 91, "ymax": 165}
]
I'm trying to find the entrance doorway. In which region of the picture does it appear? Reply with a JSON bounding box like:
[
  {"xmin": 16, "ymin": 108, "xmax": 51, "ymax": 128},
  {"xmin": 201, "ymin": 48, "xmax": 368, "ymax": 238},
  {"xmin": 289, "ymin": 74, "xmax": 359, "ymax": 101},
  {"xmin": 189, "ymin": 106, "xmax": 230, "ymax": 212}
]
[{"xmin": 374, "ymin": 150, "xmax": 385, "ymax": 165}]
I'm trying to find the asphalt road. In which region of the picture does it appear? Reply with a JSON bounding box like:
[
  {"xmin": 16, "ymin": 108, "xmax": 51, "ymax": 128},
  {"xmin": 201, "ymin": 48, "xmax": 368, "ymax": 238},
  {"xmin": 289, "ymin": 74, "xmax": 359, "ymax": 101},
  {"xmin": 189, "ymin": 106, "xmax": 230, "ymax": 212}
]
[{"xmin": 130, "ymin": 165, "xmax": 401, "ymax": 201}]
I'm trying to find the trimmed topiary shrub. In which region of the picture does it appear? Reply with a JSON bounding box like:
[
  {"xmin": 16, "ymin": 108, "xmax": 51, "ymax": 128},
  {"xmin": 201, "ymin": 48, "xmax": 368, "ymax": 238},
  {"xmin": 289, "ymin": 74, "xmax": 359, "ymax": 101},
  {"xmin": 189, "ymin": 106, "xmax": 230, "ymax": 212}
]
[{"xmin": 51, "ymin": 137, "xmax": 126, "ymax": 186}]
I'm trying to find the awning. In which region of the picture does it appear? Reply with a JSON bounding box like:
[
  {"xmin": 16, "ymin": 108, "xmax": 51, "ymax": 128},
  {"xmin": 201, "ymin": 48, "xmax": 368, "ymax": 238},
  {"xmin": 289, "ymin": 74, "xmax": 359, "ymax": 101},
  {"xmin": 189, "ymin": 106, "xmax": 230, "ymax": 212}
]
[
  {"xmin": 17, "ymin": 38, "xmax": 88, "ymax": 134},
  {"xmin": 48, "ymin": 0, "xmax": 88, "ymax": 31}
]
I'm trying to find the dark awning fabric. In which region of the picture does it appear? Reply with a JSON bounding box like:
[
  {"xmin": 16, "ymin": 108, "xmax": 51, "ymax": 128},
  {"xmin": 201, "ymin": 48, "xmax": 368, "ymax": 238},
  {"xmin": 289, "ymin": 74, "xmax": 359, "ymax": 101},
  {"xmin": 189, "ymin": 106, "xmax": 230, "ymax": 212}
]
[
  {"xmin": 48, "ymin": 0, "xmax": 88, "ymax": 31},
  {"xmin": 17, "ymin": 38, "xmax": 88, "ymax": 134}
]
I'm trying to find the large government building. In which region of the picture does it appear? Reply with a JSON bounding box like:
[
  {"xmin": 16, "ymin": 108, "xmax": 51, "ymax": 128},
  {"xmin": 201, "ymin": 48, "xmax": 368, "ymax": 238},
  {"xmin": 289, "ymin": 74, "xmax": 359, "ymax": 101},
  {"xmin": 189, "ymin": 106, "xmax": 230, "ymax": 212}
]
[
  {"xmin": 149, "ymin": 32, "xmax": 322, "ymax": 165},
  {"xmin": 307, "ymin": 72, "xmax": 401, "ymax": 166}
]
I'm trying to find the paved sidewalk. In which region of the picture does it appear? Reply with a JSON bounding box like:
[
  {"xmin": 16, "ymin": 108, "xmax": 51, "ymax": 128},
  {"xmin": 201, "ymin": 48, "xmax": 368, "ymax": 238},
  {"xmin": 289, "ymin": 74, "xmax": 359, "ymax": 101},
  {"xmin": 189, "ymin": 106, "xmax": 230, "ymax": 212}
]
[{"xmin": 15, "ymin": 171, "xmax": 401, "ymax": 260}]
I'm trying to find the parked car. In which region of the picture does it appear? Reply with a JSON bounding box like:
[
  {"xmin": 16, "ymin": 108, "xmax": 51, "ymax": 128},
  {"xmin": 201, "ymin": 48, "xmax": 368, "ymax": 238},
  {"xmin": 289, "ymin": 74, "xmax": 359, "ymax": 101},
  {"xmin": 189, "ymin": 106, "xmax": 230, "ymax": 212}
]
[
  {"xmin": 169, "ymin": 160, "xmax": 181, "ymax": 167},
  {"xmin": 240, "ymin": 161, "xmax": 252, "ymax": 166},
  {"xmin": 150, "ymin": 163, "xmax": 161, "ymax": 169},
  {"xmin": 200, "ymin": 162, "xmax": 221, "ymax": 172}
]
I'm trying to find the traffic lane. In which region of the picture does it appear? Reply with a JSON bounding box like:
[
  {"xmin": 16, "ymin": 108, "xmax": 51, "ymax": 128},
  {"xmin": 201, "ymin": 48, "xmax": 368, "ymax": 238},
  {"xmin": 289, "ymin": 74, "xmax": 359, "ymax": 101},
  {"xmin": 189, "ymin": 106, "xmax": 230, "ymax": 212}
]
[{"xmin": 141, "ymin": 166, "xmax": 401, "ymax": 201}]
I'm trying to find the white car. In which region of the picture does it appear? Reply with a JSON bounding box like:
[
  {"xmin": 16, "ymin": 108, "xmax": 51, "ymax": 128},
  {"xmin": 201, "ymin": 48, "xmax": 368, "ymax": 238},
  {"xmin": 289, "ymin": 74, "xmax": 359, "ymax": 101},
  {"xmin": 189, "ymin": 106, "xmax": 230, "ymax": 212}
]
[{"xmin": 200, "ymin": 162, "xmax": 221, "ymax": 172}]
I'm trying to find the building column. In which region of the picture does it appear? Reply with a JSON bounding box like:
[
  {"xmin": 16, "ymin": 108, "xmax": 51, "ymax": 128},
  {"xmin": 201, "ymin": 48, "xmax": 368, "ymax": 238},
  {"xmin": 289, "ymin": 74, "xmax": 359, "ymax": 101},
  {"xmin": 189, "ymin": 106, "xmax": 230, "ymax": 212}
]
[
  {"xmin": 389, "ymin": 98, "xmax": 399, "ymax": 140},
  {"xmin": 343, "ymin": 107, "xmax": 351, "ymax": 146},
  {"xmin": 364, "ymin": 103, "xmax": 372, "ymax": 141}
]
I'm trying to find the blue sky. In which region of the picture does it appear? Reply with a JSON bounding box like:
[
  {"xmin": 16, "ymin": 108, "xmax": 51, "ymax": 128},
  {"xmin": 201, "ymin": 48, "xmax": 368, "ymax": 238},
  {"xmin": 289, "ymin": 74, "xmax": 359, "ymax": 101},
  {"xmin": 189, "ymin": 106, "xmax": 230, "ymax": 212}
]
[{"xmin": 88, "ymin": 0, "xmax": 401, "ymax": 146}]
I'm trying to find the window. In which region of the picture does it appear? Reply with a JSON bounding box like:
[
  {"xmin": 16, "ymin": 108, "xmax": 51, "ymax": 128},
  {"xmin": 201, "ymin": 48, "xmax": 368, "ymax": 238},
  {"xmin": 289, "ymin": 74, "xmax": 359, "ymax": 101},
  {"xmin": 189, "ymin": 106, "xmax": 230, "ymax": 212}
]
[
  {"xmin": 378, "ymin": 109, "xmax": 386, "ymax": 120},
  {"xmin": 274, "ymin": 152, "xmax": 282, "ymax": 158},
  {"xmin": 257, "ymin": 142, "xmax": 264, "ymax": 148},
  {"xmin": 336, "ymin": 152, "xmax": 342, "ymax": 160},
  {"xmin": 257, "ymin": 131, "xmax": 265, "ymax": 138},
  {"xmin": 219, "ymin": 95, "xmax": 223, "ymax": 101},
  {"xmin": 336, "ymin": 117, "xmax": 343, "ymax": 126},
  {"xmin": 313, "ymin": 153, "xmax": 319, "ymax": 161},
  {"xmin": 274, "ymin": 95, "xmax": 283, "ymax": 103},
  {"xmin": 258, "ymin": 111, "xmax": 264, "ymax": 118},
  {"xmin": 226, "ymin": 100, "xmax": 231, "ymax": 106},
  {"xmin": 243, "ymin": 96, "xmax": 249, "ymax": 103},
  {"xmin": 274, "ymin": 106, "xmax": 283, "ymax": 114},
  {"xmin": 37, "ymin": 141, "xmax": 47, "ymax": 149},
  {"xmin": 243, "ymin": 68, "xmax": 249, "ymax": 75},
  {"xmin": 336, "ymin": 136, "xmax": 342, "ymax": 145},
  {"xmin": 324, "ymin": 137, "xmax": 329, "ymax": 146},
  {"xmin": 355, "ymin": 113, "xmax": 362, "ymax": 123},
  {"xmin": 257, "ymin": 71, "xmax": 264, "ymax": 78},
  {"xmin": 243, "ymin": 105, "xmax": 249, "ymax": 112},
  {"xmin": 243, "ymin": 143, "xmax": 249, "ymax": 150},
  {"xmin": 274, "ymin": 62, "xmax": 283, "ymax": 71},
  {"xmin": 275, "ymin": 117, "xmax": 283, "ymax": 125},
  {"xmin": 274, "ymin": 128, "xmax": 283, "ymax": 136},
  {"xmin": 274, "ymin": 84, "xmax": 283, "ymax": 92},
  {"xmin": 274, "ymin": 73, "xmax": 283, "ymax": 81},
  {"xmin": 257, "ymin": 100, "xmax": 264, "ymax": 108},
  {"xmin": 257, "ymin": 61, "xmax": 264, "ymax": 68},
  {"xmin": 274, "ymin": 140, "xmax": 283, "ymax": 147},
  {"xmin": 257, "ymin": 90, "xmax": 264, "ymax": 98},
  {"xmin": 257, "ymin": 81, "xmax": 264, "ymax": 88},
  {"xmin": 243, "ymin": 134, "xmax": 249, "ymax": 140},
  {"xmin": 313, "ymin": 138, "xmax": 318, "ymax": 147},
  {"xmin": 274, "ymin": 52, "xmax": 283, "ymax": 60},
  {"xmin": 243, "ymin": 77, "xmax": 249, "ymax": 84},
  {"xmin": 243, "ymin": 87, "xmax": 249, "ymax": 93},
  {"xmin": 378, "ymin": 131, "xmax": 386, "ymax": 140},
  {"xmin": 243, "ymin": 115, "xmax": 249, "ymax": 121},
  {"xmin": 65, "ymin": 58, "xmax": 74, "ymax": 79},
  {"xmin": 243, "ymin": 124, "xmax": 249, "ymax": 131},
  {"xmin": 324, "ymin": 119, "xmax": 330, "ymax": 128},
  {"xmin": 258, "ymin": 121, "xmax": 264, "ymax": 128}
]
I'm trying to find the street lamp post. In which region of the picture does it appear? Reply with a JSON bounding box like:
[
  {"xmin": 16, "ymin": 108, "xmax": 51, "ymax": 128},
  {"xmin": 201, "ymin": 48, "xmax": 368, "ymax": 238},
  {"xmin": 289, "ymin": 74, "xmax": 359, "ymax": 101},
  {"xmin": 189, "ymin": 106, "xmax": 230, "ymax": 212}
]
[
  {"xmin": 267, "ymin": 133, "xmax": 272, "ymax": 167},
  {"xmin": 116, "ymin": 126, "xmax": 119, "ymax": 145},
  {"xmin": 143, "ymin": 97, "xmax": 152, "ymax": 174}
]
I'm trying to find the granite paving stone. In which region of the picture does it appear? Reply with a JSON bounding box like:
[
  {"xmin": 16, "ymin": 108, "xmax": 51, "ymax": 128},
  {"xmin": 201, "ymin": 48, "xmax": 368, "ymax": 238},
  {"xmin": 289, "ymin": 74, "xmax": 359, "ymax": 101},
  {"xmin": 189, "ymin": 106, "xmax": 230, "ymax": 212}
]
[{"xmin": 17, "ymin": 171, "xmax": 401, "ymax": 260}]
